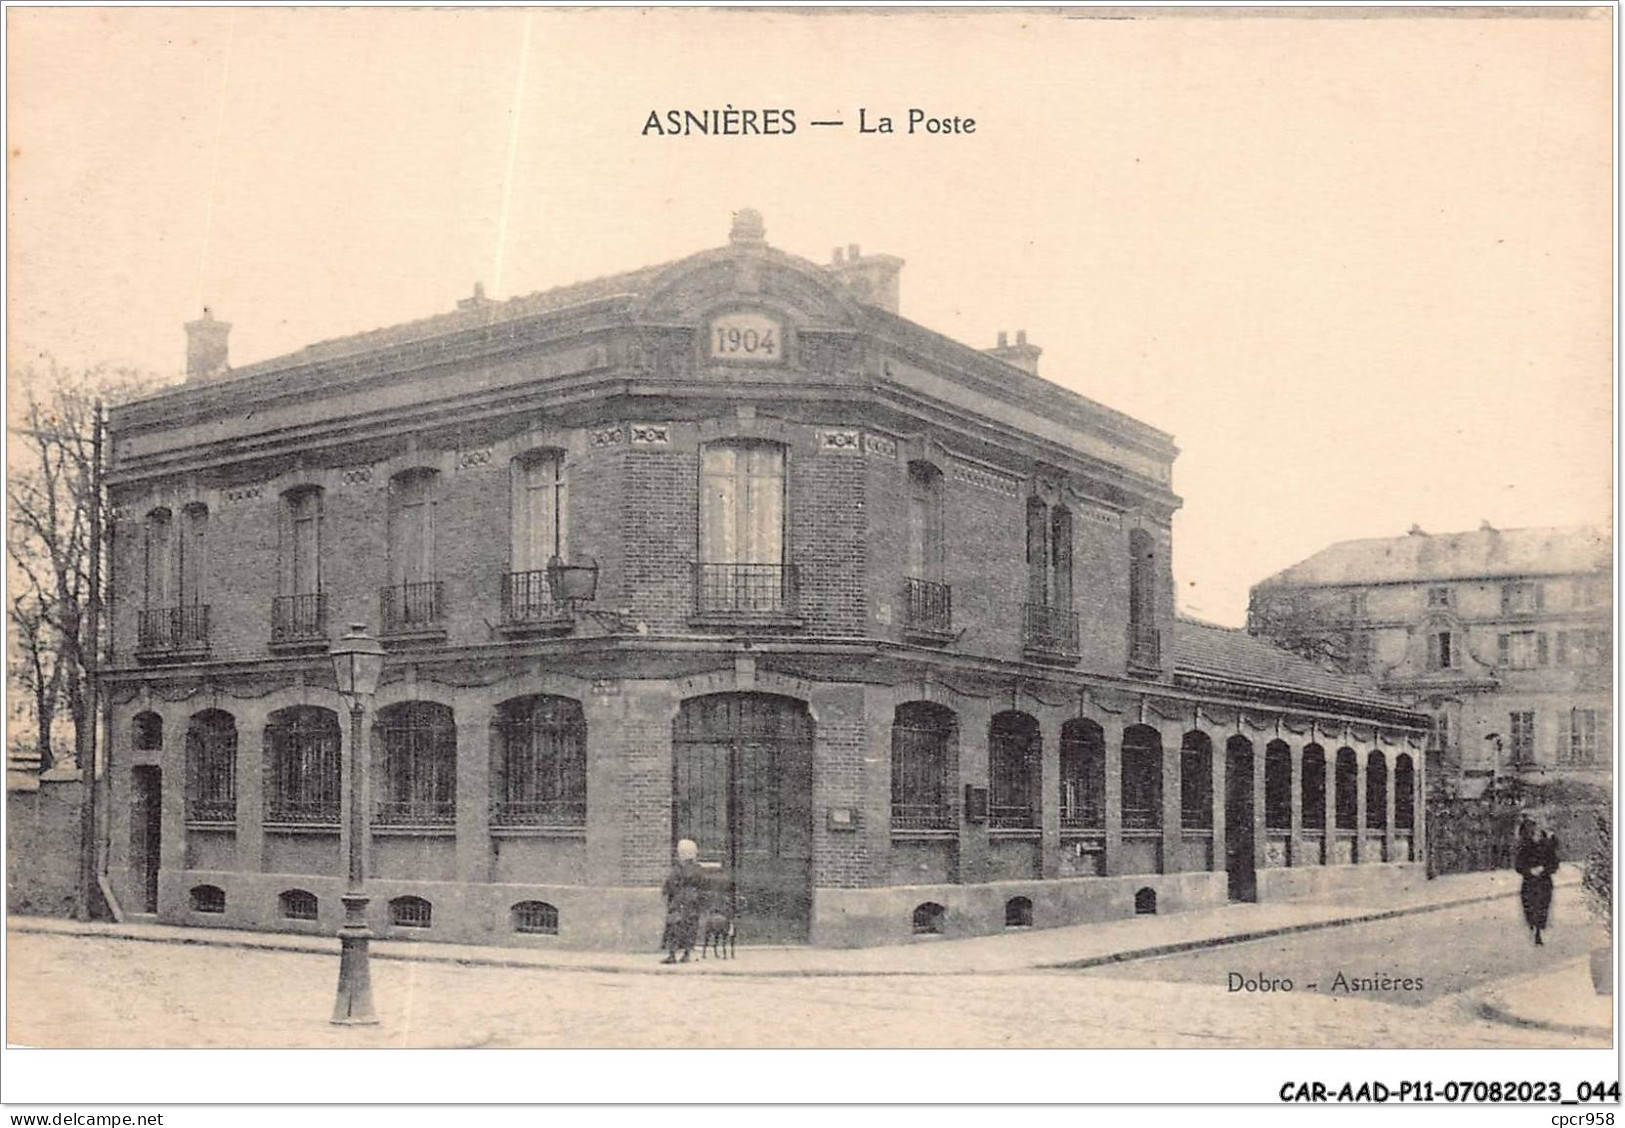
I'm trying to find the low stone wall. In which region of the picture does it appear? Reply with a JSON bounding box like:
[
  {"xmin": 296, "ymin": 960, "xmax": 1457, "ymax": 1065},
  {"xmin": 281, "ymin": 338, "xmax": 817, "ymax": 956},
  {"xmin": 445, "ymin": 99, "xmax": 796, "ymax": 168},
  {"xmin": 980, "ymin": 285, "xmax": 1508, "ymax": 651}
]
[{"xmin": 6, "ymin": 769, "xmax": 84, "ymax": 917}]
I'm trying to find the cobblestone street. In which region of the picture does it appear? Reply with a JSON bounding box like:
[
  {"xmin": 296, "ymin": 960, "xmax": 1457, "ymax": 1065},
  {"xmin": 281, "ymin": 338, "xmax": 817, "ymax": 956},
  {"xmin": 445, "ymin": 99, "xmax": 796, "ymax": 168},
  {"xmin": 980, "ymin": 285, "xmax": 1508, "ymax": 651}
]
[{"xmin": 5, "ymin": 927, "xmax": 1590, "ymax": 1050}]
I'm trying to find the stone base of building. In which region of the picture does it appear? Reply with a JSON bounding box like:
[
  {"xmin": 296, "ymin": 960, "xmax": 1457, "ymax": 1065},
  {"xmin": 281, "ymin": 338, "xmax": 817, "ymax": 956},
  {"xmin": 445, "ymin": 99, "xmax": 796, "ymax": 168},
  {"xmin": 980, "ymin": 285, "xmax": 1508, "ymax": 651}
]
[{"xmin": 151, "ymin": 861, "xmax": 1423, "ymax": 952}]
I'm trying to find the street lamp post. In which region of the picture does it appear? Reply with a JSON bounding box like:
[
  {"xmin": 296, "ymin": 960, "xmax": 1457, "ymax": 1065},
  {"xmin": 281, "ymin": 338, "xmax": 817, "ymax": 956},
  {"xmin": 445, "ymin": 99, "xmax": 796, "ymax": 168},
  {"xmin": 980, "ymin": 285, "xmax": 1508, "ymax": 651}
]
[{"xmin": 330, "ymin": 623, "xmax": 385, "ymax": 1026}]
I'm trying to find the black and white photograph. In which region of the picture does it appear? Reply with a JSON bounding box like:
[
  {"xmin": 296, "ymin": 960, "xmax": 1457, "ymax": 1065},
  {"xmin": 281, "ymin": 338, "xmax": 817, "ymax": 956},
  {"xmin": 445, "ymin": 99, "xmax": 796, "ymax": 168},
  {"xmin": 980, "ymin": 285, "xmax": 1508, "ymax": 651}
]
[{"xmin": 2, "ymin": 2, "xmax": 1617, "ymax": 1113}]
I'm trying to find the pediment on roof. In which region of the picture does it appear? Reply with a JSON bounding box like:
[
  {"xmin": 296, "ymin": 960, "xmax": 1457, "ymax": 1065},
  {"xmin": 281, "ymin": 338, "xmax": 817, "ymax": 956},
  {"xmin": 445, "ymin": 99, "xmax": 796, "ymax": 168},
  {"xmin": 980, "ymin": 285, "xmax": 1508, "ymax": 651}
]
[{"xmin": 635, "ymin": 246, "xmax": 862, "ymax": 330}]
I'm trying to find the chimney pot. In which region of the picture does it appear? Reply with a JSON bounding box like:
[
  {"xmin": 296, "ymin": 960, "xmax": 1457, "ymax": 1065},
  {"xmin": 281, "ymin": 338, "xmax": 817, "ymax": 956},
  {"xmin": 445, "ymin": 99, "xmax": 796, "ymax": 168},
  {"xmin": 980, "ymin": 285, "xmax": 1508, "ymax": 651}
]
[
  {"xmin": 848, "ymin": 243, "xmax": 860, "ymax": 260},
  {"xmin": 729, "ymin": 208, "xmax": 766, "ymax": 245},
  {"xmin": 185, "ymin": 308, "xmax": 231, "ymax": 382},
  {"xmin": 997, "ymin": 331, "xmax": 1009, "ymax": 348},
  {"xmin": 832, "ymin": 247, "xmax": 844, "ymax": 264},
  {"xmin": 1408, "ymin": 524, "xmax": 1427, "ymax": 536},
  {"xmin": 1016, "ymin": 329, "xmax": 1027, "ymax": 347}
]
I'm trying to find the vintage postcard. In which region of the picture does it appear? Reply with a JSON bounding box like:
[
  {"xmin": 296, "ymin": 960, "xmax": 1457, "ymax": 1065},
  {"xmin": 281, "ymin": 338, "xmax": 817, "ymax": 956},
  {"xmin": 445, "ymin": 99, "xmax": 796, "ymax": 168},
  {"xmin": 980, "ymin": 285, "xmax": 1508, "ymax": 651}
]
[{"xmin": 3, "ymin": 3, "xmax": 1616, "ymax": 1112}]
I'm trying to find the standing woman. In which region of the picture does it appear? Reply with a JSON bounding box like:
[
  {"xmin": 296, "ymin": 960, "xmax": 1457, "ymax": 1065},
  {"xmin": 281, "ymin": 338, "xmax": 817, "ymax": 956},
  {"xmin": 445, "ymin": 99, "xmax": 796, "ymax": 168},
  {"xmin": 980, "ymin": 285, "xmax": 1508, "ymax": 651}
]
[
  {"xmin": 1516, "ymin": 818, "xmax": 1558, "ymax": 945},
  {"xmin": 661, "ymin": 839, "xmax": 705, "ymax": 963}
]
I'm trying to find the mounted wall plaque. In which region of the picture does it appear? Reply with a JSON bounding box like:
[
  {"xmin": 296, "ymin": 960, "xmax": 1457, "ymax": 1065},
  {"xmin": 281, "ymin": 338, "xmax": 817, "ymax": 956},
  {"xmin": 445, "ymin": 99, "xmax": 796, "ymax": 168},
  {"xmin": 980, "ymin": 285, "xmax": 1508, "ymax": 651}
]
[{"xmin": 706, "ymin": 309, "xmax": 785, "ymax": 364}]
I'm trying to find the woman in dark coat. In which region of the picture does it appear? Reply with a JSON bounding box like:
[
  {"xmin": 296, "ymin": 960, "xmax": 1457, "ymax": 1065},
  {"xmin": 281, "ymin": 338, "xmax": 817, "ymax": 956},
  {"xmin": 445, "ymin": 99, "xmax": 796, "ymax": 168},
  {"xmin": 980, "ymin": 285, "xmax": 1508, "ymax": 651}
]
[
  {"xmin": 661, "ymin": 838, "xmax": 705, "ymax": 963},
  {"xmin": 1516, "ymin": 820, "xmax": 1560, "ymax": 945}
]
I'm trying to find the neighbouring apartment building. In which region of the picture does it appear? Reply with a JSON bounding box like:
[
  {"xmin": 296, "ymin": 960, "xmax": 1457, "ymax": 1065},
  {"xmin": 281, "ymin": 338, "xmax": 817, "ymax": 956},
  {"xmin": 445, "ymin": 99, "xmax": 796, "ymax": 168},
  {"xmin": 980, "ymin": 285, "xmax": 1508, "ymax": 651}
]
[
  {"xmin": 102, "ymin": 210, "xmax": 1428, "ymax": 950},
  {"xmin": 1249, "ymin": 523, "xmax": 1611, "ymax": 805}
]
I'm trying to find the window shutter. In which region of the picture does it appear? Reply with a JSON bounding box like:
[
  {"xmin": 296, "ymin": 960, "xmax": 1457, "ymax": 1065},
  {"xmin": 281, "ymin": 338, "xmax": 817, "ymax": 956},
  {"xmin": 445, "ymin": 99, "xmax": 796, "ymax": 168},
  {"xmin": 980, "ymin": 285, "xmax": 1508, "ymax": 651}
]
[
  {"xmin": 1535, "ymin": 584, "xmax": 1546, "ymax": 611},
  {"xmin": 1428, "ymin": 634, "xmax": 1441, "ymax": 669},
  {"xmin": 1500, "ymin": 586, "xmax": 1511, "ymax": 614},
  {"xmin": 1497, "ymin": 634, "xmax": 1509, "ymax": 666},
  {"xmin": 489, "ymin": 716, "xmax": 506, "ymax": 818},
  {"xmin": 1557, "ymin": 631, "xmax": 1569, "ymax": 666},
  {"xmin": 1537, "ymin": 633, "xmax": 1549, "ymax": 666}
]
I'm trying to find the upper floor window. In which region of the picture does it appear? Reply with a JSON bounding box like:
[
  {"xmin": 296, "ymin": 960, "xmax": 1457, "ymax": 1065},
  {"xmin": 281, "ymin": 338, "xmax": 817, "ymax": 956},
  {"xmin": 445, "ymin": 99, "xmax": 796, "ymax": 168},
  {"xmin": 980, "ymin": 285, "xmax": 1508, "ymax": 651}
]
[
  {"xmin": 1426, "ymin": 712, "xmax": 1451, "ymax": 754},
  {"xmin": 1558, "ymin": 628, "xmax": 1608, "ymax": 668},
  {"xmin": 906, "ymin": 462, "xmax": 944, "ymax": 584},
  {"xmin": 1498, "ymin": 630, "xmax": 1547, "ymax": 669},
  {"xmin": 1563, "ymin": 708, "xmax": 1606, "ymax": 766},
  {"xmin": 1349, "ymin": 631, "xmax": 1374, "ymax": 672},
  {"xmin": 1128, "ymin": 529, "xmax": 1159, "ymax": 665},
  {"xmin": 1025, "ymin": 498, "xmax": 1048, "ymax": 604},
  {"xmin": 700, "ymin": 442, "xmax": 785, "ymax": 565},
  {"xmin": 177, "ymin": 504, "xmax": 208, "ymax": 607},
  {"xmin": 1426, "ymin": 630, "xmax": 1457, "ymax": 670},
  {"xmin": 1508, "ymin": 711, "xmax": 1536, "ymax": 765},
  {"xmin": 1348, "ymin": 591, "xmax": 1368, "ymax": 618},
  {"xmin": 1050, "ymin": 506, "xmax": 1074, "ymax": 612},
  {"xmin": 384, "ymin": 469, "xmax": 442, "ymax": 630},
  {"xmin": 1574, "ymin": 574, "xmax": 1608, "ymax": 609},
  {"xmin": 697, "ymin": 442, "xmax": 791, "ymax": 615},
  {"xmin": 1501, "ymin": 582, "xmax": 1543, "ymax": 615},
  {"xmin": 143, "ymin": 508, "xmax": 173, "ymax": 609},
  {"xmin": 1426, "ymin": 586, "xmax": 1453, "ymax": 609},
  {"xmin": 280, "ymin": 488, "xmax": 323, "ymax": 597},
  {"xmin": 511, "ymin": 451, "xmax": 565, "ymax": 576}
]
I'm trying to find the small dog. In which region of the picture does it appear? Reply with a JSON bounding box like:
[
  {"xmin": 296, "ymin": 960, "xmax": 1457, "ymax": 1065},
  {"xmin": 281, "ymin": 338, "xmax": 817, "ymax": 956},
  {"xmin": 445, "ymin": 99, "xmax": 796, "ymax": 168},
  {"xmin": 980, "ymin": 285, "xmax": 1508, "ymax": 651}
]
[{"xmin": 699, "ymin": 910, "xmax": 736, "ymax": 959}]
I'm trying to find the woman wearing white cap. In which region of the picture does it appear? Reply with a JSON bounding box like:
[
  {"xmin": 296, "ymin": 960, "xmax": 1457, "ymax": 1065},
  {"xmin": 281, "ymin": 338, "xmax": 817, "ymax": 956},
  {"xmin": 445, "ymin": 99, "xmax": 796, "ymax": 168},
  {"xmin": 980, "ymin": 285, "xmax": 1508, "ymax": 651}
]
[{"xmin": 661, "ymin": 839, "xmax": 705, "ymax": 963}]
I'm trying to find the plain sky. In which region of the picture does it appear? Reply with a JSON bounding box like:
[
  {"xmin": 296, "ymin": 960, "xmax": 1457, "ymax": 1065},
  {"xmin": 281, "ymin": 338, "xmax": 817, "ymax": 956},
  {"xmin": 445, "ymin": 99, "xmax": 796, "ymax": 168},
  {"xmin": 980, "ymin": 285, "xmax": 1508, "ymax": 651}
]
[{"xmin": 7, "ymin": 7, "xmax": 1613, "ymax": 626}]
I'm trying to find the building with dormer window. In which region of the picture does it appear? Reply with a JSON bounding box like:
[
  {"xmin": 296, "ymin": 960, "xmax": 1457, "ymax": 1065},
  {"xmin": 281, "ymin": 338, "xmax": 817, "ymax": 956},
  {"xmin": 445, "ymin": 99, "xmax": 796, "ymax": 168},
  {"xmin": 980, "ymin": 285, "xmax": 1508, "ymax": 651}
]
[{"xmin": 103, "ymin": 211, "xmax": 1426, "ymax": 949}]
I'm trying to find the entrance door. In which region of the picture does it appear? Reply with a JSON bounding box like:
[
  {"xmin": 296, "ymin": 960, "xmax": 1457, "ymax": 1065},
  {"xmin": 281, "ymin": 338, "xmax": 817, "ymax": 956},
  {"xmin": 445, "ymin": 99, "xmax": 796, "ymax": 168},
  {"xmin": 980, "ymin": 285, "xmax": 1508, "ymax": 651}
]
[
  {"xmin": 673, "ymin": 694, "xmax": 813, "ymax": 943},
  {"xmin": 1224, "ymin": 741, "xmax": 1257, "ymax": 902},
  {"xmin": 131, "ymin": 766, "xmax": 162, "ymax": 913}
]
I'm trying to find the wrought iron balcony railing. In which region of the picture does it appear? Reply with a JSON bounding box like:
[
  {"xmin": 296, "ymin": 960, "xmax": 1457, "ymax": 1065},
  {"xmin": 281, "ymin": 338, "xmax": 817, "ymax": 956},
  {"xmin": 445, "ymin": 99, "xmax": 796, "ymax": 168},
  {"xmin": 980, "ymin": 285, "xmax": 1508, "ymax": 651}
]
[
  {"xmin": 138, "ymin": 605, "xmax": 210, "ymax": 653},
  {"xmin": 374, "ymin": 798, "xmax": 456, "ymax": 826},
  {"xmin": 1022, "ymin": 602, "xmax": 1079, "ymax": 658},
  {"xmin": 891, "ymin": 802, "xmax": 957, "ymax": 832},
  {"xmin": 903, "ymin": 577, "xmax": 953, "ymax": 636},
  {"xmin": 380, "ymin": 581, "xmax": 444, "ymax": 633},
  {"xmin": 988, "ymin": 803, "xmax": 1038, "ymax": 830},
  {"xmin": 501, "ymin": 570, "xmax": 570, "ymax": 624},
  {"xmin": 694, "ymin": 562, "xmax": 799, "ymax": 617},
  {"xmin": 271, "ymin": 593, "xmax": 328, "ymax": 643},
  {"xmin": 1129, "ymin": 624, "xmax": 1162, "ymax": 670}
]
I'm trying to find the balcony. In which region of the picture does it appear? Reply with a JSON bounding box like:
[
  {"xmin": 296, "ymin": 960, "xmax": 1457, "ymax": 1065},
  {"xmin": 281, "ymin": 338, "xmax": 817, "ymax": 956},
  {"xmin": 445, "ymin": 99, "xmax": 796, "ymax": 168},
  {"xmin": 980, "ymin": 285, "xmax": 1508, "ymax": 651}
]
[
  {"xmin": 692, "ymin": 562, "xmax": 800, "ymax": 625},
  {"xmin": 270, "ymin": 593, "xmax": 328, "ymax": 651},
  {"xmin": 902, "ymin": 577, "xmax": 953, "ymax": 643},
  {"xmin": 379, "ymin": 581, "xmax": 445, "ymax": 639},
  {"xmin": 136, "ymin": 605, "xmax": 210, "ymax": 660},
  {"xmin": 500, "ymin": 570, "xmax": 574, "ymax": 635},
  {"xmin": 1128, "ymin": 623, "xmax": 1162, "ymax": 674},
  {"xmin": 1022, "ymin": 602, "xmax": 1079, "ymax": 663}
]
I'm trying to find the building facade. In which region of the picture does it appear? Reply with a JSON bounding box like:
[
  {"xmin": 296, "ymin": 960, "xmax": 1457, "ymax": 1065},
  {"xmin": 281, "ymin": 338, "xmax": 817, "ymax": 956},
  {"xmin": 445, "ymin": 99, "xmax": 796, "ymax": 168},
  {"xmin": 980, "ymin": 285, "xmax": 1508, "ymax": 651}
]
[
  {"xmin": 103, "ymin": 211, "xmax": 1427, "ymax": 950},
  {"xmin": 1249, "ymin": 524, "xmax": 1611, "ymax": 806}
]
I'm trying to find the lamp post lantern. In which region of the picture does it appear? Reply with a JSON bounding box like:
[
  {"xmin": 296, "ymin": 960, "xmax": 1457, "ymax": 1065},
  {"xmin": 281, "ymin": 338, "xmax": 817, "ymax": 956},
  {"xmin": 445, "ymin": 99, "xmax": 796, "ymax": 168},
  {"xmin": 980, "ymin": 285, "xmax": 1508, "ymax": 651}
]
[{"xmin": 329, "ymin": 623, "xmax": 385, "ymax": 1025}]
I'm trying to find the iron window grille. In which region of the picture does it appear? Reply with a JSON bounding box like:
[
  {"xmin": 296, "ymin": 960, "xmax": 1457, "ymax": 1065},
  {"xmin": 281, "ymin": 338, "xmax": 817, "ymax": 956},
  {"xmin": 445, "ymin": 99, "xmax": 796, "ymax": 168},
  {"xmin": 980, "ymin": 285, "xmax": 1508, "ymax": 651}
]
[
  {"xmin": 376, "ymin": 702, "xmax": 457, "ymax": 826},
  {"xmin": 1264, "ymin": 743, "xmax": 1293, "ymax": 830},
  {"xmin": 271, "ymin": 592, "xmax": 327, "ymax": 642},
  {"xmin": 389, "ymin": 896, "xmax": 432, "ymax": 928},
  {"xmin": 380, "ymin": 581, "xmax": 444, "ymax": 632},
  {"xmin": 912, "ymin": 902, "xmax": 946, "ymax": 935},
  {"xmin": 265, "ymin": 707, "xmax": 341, "ymax": 825},
  {"xmin": 1334, "ymin": 751, "xmax": 1359, "ymax": 829},
  {"xmin": 492, "ymin": 696, "xmax": 587, "ymax": 827},
  {"xmin": 694, "ymin": 562, "xmax": 798, "ymax": 616},
  {"xmin": 1365, "ymin": 755, "xmax": 1389, "ymax": 828},
  {"xmin": 138, "ymin": 605, "xmax": 210, "ymax": 652},
  {"xmin": 185, "ymin": 711, "xmax": 237, "ymax": 823},
  {"xmin": 1180, "ymin": 742, "xmax": 1214, "ymax": 829},
  {"xmin": 501, "ymin": 569, "xmax": 568, "ymax": 624},
  {"xmin": 1300, "ymin": 749, "xmax": 1328, "ymax": 829},
  {"xmin": 190, "ymin": 885, "xmax": 226, "ymax": 914},
  {"xmin": 1129, "ymin": 624, "xmax": 1162, "ymax": 670},
  {"xmin": 512, "ymin": 901, "xmax": 560, "ymax": 935},
  {"xmin": 891, "ymin": 704, "xmax": 956, "ymax": 830},
  {"xmin": 1120, "ymin": 728, "xmax": 1163, "ymax": 830},
  {"xmin": 988, "ymin": 714, "xmax": 1040, "ymax": 829},
  {"xmin": 902, "ymin": 577, "xmax": 953, "ymax": 636},
  {"xmin": 279, "ymin": 889, "xmax": 319, "ymax": 921},
  {"xmin": 1394, "ymin": 756, "xmax": 1416, "ymax": 828},
  {"xmin": 1059, "ymin": 721, "xmax": 1106, "ymax": 830}
]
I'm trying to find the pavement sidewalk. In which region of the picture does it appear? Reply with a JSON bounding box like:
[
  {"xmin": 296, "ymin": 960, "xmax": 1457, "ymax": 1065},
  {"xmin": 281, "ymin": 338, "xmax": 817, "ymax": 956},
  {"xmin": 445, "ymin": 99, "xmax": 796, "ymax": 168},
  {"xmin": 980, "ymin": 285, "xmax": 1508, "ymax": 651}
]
[
  {"xmin": 9, "ymin": 868, "xmax": 1561, "ymax": 979},
  {"xmin": 1475, "ymin": 955, "xmax": 1615, "ymax": 1042}
]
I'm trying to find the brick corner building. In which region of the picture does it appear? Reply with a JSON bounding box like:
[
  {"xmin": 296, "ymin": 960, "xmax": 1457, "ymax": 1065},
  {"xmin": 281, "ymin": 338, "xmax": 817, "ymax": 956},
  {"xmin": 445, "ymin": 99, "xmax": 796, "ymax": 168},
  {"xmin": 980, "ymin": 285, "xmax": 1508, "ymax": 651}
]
[{"xmin": 104, "ymin": 211, "xmax": 1428, "ymax": 949}]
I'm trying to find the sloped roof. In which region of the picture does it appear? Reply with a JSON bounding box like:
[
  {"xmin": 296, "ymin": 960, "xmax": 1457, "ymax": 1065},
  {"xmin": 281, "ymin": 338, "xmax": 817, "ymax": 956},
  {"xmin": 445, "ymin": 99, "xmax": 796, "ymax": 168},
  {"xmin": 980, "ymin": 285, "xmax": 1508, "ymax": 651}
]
[
  {"xmin": 1257, "ymin": 525, "xmax": 1610, "ymax": 588},
  {"xmin": 226, "ymin": 260, "xmax": 681, "ymax": 381},
  {"xmin": 1172, "ymin": 617, "xmax": 1403, "ymax": 710}
]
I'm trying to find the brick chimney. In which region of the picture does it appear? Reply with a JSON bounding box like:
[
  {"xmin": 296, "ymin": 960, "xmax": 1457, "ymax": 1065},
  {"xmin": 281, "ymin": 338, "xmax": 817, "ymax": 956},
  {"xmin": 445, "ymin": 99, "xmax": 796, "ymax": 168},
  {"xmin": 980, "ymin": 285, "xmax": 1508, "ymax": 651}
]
[
  {"xmin": 185, "ymin": 308, "xmax": 231, "ymax": 382},
  {"xmin": 986, "ymin": 329, "xmax": 1041, "ymax": 375},
  {"xmin": 827, "ymin": 242, "xmax": 903, "ymax": 314}
]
